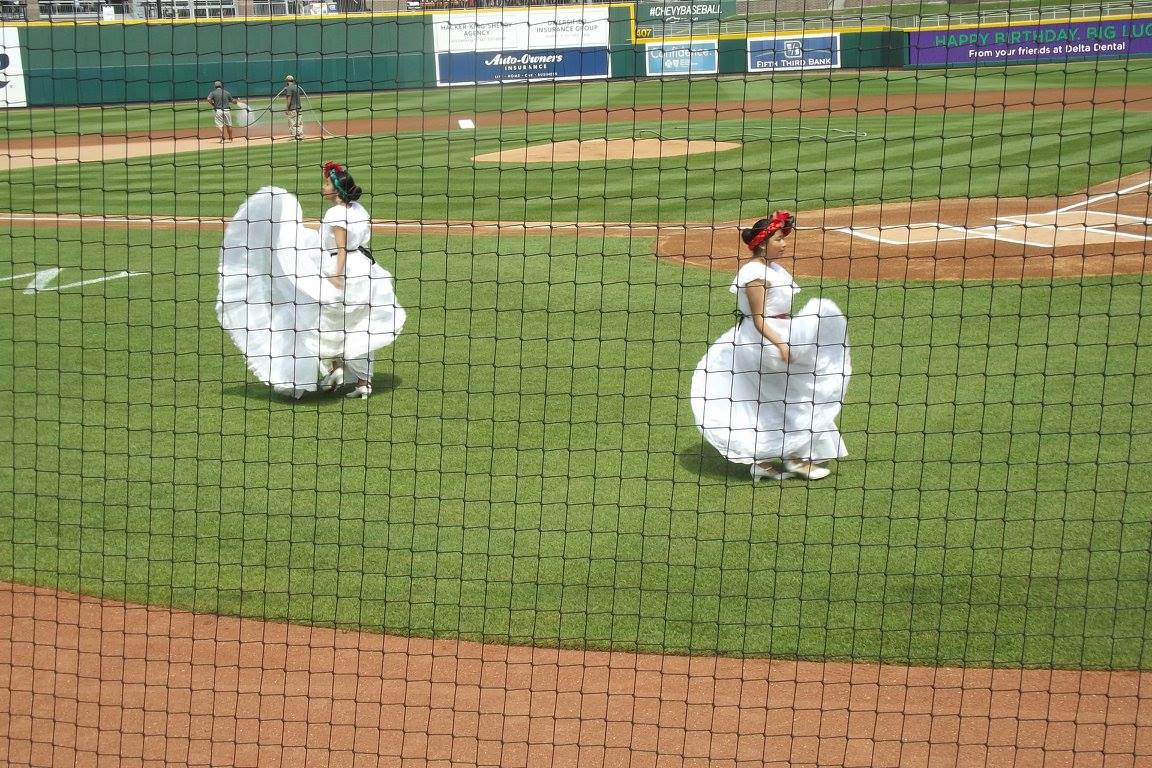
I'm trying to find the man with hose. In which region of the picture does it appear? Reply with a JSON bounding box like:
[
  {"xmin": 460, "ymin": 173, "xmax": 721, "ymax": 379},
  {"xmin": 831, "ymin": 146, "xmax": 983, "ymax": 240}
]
[
  {"xmin": 283, "ymin": 74, "xmax": 304, "ymax": 141},
  {"xmin": 205, "ymin": 80, "xmax": 238, "ymax": 142}
]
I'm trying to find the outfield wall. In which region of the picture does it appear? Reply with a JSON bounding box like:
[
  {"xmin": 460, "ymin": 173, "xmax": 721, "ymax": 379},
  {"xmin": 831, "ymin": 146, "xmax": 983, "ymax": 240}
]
[
  {"xmin": 13, "ymin": 16, "xmax": 434, "ymax": 105},
  {"xmin": 5, "ymin": 8, "xmax": 1152, "ymax": 107},
  {"xmin": 4, "ymin": 8, "xmax": 907, "ymax": 107}
]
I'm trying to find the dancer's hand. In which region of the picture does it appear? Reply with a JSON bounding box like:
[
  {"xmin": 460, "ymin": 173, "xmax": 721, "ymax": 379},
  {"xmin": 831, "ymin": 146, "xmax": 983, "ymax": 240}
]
[
  {"xmin": 776, "ymin": 342, "xmax": 790, "ymax": 364},
  {"xmin": 328, "ymin": 275, "xmax": 344, "ymax": 290}
]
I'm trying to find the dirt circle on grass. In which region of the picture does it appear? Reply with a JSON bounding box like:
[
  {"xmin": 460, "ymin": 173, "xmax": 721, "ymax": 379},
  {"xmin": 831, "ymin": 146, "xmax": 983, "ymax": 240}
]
[{"xmin": 472, "ymin": 137, "xmax": 740, "ymax": 164}]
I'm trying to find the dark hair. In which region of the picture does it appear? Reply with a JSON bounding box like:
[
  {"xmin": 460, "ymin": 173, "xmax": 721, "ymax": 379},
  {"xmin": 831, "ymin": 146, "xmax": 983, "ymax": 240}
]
[
  {"xmin": 741, "ymin": 210, "xmax": 795, "ymax": 251},
  {"xmin": 741, "ymin": 218, "xmax": 773, "ymax": 247},
  {"xmin": 323, "ymin": 161, "xmax": 363, "ymax": 203}
]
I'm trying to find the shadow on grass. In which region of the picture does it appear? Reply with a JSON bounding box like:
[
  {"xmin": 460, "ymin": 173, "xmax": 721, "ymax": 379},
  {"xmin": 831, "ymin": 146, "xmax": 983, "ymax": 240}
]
[
  {"xmin": 678, "ymin": 442, "xmax": 747, "ymax": 481},
  {"xmin": 223, "ymin": 372, "xmax": 401, "ymax": 403}
]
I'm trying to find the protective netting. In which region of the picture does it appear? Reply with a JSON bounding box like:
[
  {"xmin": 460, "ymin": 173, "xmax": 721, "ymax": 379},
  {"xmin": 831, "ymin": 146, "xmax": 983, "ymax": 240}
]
[{"xmin": 2, "ymin": 3, "xmax": 1151, "ymax": 766}]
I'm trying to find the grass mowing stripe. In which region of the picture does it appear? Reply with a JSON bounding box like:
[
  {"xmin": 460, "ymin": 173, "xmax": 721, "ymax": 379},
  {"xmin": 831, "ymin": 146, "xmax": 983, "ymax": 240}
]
[
  {"xmin": 4, "ymin": 109, "xmax": 1147, "ymax": 221},
  {"xmin": 4, "ymin": 60, "xmax": 1150, "ymax": 139},
  {"xmin": 1, "ymin": 224, "xmax": 1149, "ymax": 667}
]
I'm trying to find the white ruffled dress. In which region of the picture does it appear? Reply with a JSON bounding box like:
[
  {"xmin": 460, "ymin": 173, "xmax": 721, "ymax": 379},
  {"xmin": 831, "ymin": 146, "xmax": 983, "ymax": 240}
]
[
  {"xmin": 691, "ymin": 260, "xmax": 851, "ymax": 465},
  {"xmin": 216, "ymin": 186, "xmax": 406, "ymax": 397}
]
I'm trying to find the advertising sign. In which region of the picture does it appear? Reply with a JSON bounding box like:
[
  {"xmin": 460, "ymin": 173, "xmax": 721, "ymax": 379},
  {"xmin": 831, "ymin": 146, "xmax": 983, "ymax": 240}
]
[
  {"xmin": 432, "ymin": 8, "xmax": 610, "ymax": 52},
  {"xmin": 634, "ymin": 0, "xmax": 735, "ymax": 39},
  {"xmin": 909, "ymin": 18, "xmax": 1152, "ymax": 65},
  {"xmin": 645, "ymin": 41, "xmax": 719, "ymax": 75},
  {"xmin": 433, "ymin": 7, "xmax": 611, "ymax": 85},
  {"xmin": 747, "ymin": 33, "xmax": 841, "ymax": 71},
  {"xmin": 0, "ymin": 27, "xmax": 27, "ymax": 108},
  {"xmin": 438, "ymin": 48, "xmax": 610, "ymax": 85}
]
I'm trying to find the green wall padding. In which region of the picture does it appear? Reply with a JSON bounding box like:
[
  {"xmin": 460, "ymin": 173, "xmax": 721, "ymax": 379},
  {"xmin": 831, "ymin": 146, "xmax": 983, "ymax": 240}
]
[
  {"xmin": 16, "ymin": 16, "xmax": 903, "ymax": 107},
  {"xmin": 21, "ymin": 17, "xmax": 431, "ymax": 105}
]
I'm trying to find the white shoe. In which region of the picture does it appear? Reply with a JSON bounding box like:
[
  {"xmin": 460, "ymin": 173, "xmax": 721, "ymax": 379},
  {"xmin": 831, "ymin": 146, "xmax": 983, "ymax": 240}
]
[
  {"xmin": 319, "ymin": 366, "xmax": 344, "ymax": 392},
  {"xmin": 750, "ymin": 463, "xmax": 793, "ymax": 481},
  {"xmin": 783, "ymin": 460, "xmax": 831, "ymax": 480},
  {"xmin": 346, "ymin": 383, "xmax": 372, "ymax": 399}
]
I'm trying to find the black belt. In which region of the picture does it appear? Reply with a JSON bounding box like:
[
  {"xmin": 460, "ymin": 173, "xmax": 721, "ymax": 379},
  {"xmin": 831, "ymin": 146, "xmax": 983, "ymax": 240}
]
[
  {"xmin": 331, "ymin": 246, "xmax": 375, "ymax": 265},
  {"xmin": 737, "ymin": 311, "xmax": 789, "ymax": 322}
]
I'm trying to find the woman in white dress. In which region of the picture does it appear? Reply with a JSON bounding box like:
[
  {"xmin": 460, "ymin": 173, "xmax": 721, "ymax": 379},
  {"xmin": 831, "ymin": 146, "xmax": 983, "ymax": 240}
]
[
  {"xmin": 216, "ymin": 161, "xmax": 406, "ymax": 399},
  {"xmin": 690, "ymin": 211, "xmax": 851, "ymax": 481},
  {"xmin": 316, "ymin": 161, "xmax": 407, "ymax": 399}
]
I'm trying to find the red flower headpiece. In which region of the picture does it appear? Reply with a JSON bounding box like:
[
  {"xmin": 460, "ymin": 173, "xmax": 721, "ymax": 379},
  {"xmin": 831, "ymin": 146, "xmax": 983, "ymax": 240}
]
[
  {"xmin": 746, "ymin": 210, "xmax": 796, "ymax": 251},
  {"xmin": 324, "ymin": 161, "xmax": 351, "ymax": 201}
]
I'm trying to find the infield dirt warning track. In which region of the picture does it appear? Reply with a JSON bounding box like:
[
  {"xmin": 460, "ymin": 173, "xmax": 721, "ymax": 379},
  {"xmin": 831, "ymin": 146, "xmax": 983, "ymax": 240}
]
[{"xmin": 4, "ymin": 582, "xmax": 1151, "ymax": 768}]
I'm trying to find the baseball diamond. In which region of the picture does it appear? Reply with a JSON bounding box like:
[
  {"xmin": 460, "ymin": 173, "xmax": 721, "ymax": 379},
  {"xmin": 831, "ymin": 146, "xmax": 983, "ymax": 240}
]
[{"xmin": 2, "ymin": 9, "xmax": 1152, "ymax": 768}]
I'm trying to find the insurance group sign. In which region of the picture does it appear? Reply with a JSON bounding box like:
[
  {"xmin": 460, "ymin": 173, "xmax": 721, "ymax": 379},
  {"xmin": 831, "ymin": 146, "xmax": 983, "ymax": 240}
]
[
  {"xmin": 433, "ymin": 8, "xmax": 612, "ymax": 86},
  {"xmin": 747, "ymin": 33, "xmax": 842, "ymax": 71}
]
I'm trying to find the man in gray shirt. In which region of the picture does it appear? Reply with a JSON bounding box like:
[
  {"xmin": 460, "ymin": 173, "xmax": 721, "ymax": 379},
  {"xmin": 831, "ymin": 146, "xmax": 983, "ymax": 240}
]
[
  {"xmin": 283, "ymin": 75, "xmax": 303, "ymax": 140},
  {"xmin": 205, "ymin": 80, "xmax": 237, "ymax": 142}
]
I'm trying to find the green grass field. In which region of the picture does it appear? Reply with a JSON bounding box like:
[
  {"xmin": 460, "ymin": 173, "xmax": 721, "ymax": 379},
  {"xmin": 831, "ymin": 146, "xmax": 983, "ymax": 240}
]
[
  {"xmin": 3, "ymin": 60, "xmax": 1149, "ymax": 139},
  {"xmin": 7, "ymin": 108, "xmax": 1151, "ymax": 222},
  {"xmin": 2, "ymin": 66, "xmax": 1150, "ymax": 669}
]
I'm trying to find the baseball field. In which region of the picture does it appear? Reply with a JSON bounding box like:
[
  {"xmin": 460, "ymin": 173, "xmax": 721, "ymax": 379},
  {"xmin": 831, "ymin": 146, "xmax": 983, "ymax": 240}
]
[{"xmin": 2, "ymin": 55, "xmax": 1152, "ymax": 766}]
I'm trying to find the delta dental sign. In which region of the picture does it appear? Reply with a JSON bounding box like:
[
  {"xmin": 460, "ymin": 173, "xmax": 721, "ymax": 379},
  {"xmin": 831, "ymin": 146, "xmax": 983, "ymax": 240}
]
[{"xmin": 909, "ymin": 18, "xmax": 1152, "ymax": 64}]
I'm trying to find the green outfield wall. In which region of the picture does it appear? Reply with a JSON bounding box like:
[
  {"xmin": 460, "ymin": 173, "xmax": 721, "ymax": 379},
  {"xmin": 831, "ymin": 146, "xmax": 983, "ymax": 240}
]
[
  {"xmin": 16, "ymin": 17, "xmax": 433, "ymax": 105},
  {"xmin": 11, "ymin": 12, "xmax": 903, "ymax": 107}
]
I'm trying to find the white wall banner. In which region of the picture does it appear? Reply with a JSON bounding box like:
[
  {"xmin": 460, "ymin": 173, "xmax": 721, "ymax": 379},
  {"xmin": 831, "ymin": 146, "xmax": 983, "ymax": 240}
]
[
  {"xmin": 644, "ymin": 41, "xmax": 719, "ymax": 76},
  {"xmin": 1, "ymin": 27, "xmax": 28, "ymax": 109},
  {"xmin": 432, "ymin": 7, "xmax": 611, "ymax": 53},
  {"xmin": 747, "ymin": 33, "xmax": 842, "ymax": 72}
]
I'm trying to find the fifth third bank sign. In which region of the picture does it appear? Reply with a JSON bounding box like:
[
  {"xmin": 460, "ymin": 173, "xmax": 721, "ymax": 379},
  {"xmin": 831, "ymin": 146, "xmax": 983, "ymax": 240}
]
[{"xmin": 747, "ymin": 33, "xmax": 841, "ymax": 71}]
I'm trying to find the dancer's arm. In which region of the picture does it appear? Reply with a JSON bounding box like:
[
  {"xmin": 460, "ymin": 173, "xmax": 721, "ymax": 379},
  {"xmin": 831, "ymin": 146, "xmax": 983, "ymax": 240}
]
[
  {"xmin": 329, "ymin": 226, "xmax": 347, "ymax": 290},
  {"xmin": 745, "ymin": 280, "xmax": 789, "ymax": 364}
]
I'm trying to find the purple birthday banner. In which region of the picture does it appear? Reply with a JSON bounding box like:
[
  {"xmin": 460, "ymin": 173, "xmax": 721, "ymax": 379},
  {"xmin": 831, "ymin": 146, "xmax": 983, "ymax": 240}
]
[{"xmin": 909, "ymin": 17, "xmax": 1152, "ymax": 65}]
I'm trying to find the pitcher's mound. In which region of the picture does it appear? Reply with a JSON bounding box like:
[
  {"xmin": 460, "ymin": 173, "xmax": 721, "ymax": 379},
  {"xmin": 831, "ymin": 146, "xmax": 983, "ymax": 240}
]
[{"xmin": 474, "ymin": 138, "xmax": 740, "ymax": 164}]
